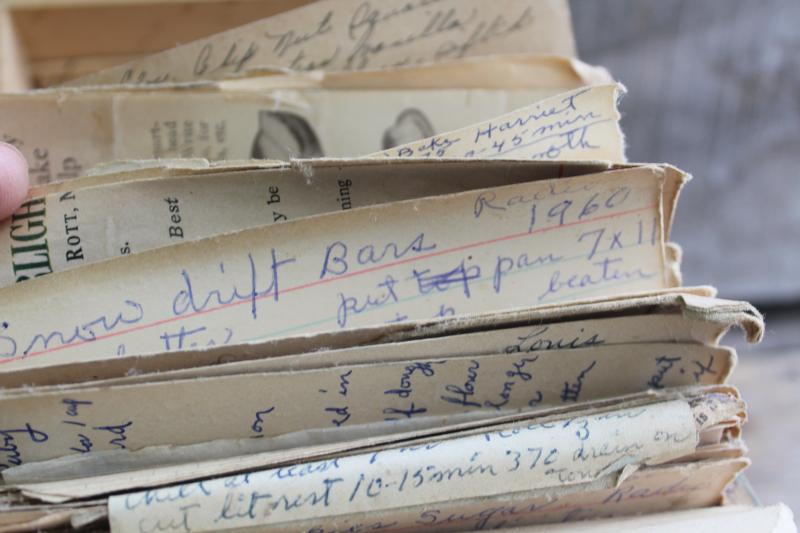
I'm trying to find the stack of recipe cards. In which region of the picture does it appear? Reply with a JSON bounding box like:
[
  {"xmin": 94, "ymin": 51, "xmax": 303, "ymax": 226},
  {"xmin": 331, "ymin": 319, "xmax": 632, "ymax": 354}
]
[{"xmin": 0, "ymin": 1, "xmax": 793, "ymax": 532}]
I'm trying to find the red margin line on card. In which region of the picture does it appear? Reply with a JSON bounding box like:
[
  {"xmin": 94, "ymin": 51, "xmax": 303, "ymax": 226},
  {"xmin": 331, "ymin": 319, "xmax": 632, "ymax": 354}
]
[{"xmin": 8, "ymin": 203, "xmax": 657, "ymax": 363}]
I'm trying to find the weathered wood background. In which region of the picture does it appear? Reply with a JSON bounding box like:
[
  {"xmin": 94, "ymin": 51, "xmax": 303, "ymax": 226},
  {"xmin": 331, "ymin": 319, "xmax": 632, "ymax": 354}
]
[
  {"xmin": 571, "ymin": 0, "xmax": 800, "ymax": 304},
  {"xmin": 573, "ymin": 0, "xmax": 800, "ymax": 515}
]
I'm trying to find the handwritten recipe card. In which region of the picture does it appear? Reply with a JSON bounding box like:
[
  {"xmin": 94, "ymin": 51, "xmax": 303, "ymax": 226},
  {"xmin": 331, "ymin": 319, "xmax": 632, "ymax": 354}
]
[{"xmin": 0, "ymin": 0, "xmax": 774, "ymax": 531}]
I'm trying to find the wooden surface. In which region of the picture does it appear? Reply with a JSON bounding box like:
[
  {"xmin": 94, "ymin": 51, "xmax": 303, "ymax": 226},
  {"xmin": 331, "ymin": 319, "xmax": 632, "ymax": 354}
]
[
  {"xmin": 573, "ymin": 0, "xmax": 799, "ymax": 513},
  {"xmin": 571, "ymin": 0, "xmax": 800, "ymax": 303},
  {"xmin": 733, "ymin": 320, "xmax": 800, "ymax": 515}
]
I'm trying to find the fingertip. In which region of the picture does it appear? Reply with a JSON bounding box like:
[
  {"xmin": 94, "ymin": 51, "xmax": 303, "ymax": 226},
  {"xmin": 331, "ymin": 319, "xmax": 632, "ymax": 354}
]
[{"xmin": 0, "ymin": 142, "xmax": 30, "ymax": 220}]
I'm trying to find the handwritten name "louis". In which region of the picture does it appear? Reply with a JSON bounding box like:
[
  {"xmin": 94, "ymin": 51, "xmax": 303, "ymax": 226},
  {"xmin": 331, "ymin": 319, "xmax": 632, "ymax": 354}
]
[{"xmin": 505, "ymin": 326, "xmax": 604, "ymax": 354}]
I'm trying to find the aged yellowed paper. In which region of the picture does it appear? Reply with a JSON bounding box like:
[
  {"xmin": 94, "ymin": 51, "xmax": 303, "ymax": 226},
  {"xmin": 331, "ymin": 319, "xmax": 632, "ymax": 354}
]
[
  {"xmin": 0, "ymin": 163, "xmax": 677, "ymax": 371},
  {"xmin": 104, "ymin": 397, "xmax": 720, "ymax": 532},
  {"xmin": 0, "ymin": 342, "xmax": 733, "ymax": 465},
  {"xmin": 0, "ymin": 82, "xmax": 619, "ymax": 186},
  {"xmin": 66, "ymin": 0, "xmax": 576, "ymax": 87}
]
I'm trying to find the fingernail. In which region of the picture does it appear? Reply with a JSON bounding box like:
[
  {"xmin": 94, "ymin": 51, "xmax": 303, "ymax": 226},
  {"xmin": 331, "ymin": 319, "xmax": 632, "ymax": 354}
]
[
  {"xmin": 0, "ymin": 142, "xmax": 30, "ymax": 220},
  {"xmin": 0, "ymin": 142, "xmax": 28, "ymax": 169}
]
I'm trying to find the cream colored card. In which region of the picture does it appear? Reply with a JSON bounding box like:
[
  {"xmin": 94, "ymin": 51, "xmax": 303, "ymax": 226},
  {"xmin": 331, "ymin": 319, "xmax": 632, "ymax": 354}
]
[
  {"xmin": 0, "ymin": 460, "xmax": 750, "ymax": 532},
  {"xmin": 1, "ymin": 83, "xmax": 620, "ymax": 186},
  {"xmin": 0, "ymin": 134, "xmax": 622, "ymax": 288},
  {"xmin": 5, "ymin": 386, "xmax": 743, "ymax": 501},
  {"xmin": 482, "ymin": 504, "xmax": 796, "ymax": 533},
  {"xmin": 65, "ymin": 0, "xmax": 576, "ymax": 87},
  {"xmin": 216, "ymin": 54, "xmax": 612, "ymax": 92},
  {"xmin": 0, "ymin": 342, "xmax": 733, "ymax": 467},
  {"xmin": 0, "ymin": 289, "xmax": 762, "ymax": 391},
  {"xmin": 5, "ymin": 312, "xmax": 735, "ymax": 391},
  {"xmin": 0, "ymin": 163, "xmax": 678, "ymax": 372},
  {"xmin": 105, "ymin": 397, "xmax": 720, "ymax": 532},
  {"xmin": 369, "ymin": 85, "xmax": 623, "ymax": 162}
]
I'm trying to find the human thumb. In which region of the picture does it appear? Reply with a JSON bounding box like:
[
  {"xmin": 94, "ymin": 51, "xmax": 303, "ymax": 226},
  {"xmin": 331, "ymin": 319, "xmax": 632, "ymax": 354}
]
[{"xmin": 0, "ymin": 142, "xmax": 30, "ymax": 221}]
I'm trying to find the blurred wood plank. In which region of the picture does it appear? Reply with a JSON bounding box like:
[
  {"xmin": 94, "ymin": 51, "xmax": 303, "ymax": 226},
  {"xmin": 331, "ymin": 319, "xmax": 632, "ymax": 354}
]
[
  {"xmin": 733, "ymin": 343, "xmax": 800, "ymax": 515},
  {"xmin": 571, "ymin": 0, "xmax": 800, "ymax": 303}
]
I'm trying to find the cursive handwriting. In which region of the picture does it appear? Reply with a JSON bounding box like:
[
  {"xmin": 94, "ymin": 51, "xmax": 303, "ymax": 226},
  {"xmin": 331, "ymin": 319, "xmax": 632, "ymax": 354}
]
[
  {"xmin": 505, "ymin": 326, "xmax": 605, "ymax": 354},
  {"xmin": 1, "ymin": 424, "xmax": 49, "ymax": 470},
  {"xmin": 647, "ymin": 355, "xmax": 683, "ymax": 389},
  {"xmin": 172, "ymin": 250, "xmax": 295, "ymax": 320},
  {"xmin": 537, "ymin": 257, "xmax": 656, "ymax": 302},
  {"xmin": 6, "ymin": 300, "xmax": 145, "ymax": 358}
]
